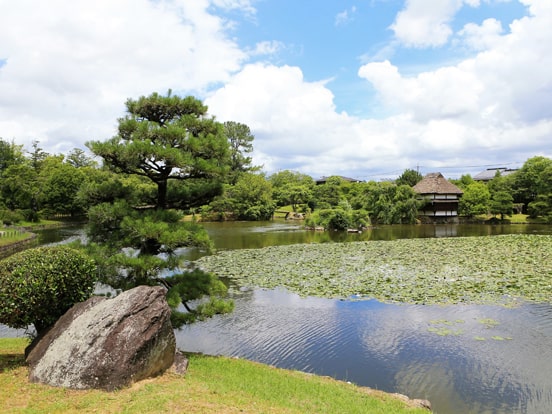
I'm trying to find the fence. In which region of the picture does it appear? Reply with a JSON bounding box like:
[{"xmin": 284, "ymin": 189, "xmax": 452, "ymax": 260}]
[{"xmin": 0, "ymin": 228, "xmax": 26, "ymax": 238}]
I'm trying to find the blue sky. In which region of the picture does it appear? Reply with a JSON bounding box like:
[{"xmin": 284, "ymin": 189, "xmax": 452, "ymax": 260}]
[{"xmin": 0, "ymin": 0, "xmax": 550, "ymax": 180}]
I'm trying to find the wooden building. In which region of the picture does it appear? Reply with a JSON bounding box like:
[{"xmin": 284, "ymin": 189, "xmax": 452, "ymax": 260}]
[{"xmin": 412, "ymin": 172, "xmax": 463, "ymax": 222}]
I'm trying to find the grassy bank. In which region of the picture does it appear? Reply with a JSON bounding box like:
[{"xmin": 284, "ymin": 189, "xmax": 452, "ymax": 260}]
[
  {"xmin": 0, "ymin": 230, "xmax": 34, "ymax": 247},
  {"xmin": 0, "ymin": 218, "xmax": 71, "ymax": 247},
  {"xmin": 0, "ymin": 338, "xmax": 428, "ymax": 414}
]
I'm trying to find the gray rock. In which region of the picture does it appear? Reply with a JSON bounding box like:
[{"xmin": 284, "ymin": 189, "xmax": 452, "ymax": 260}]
[{"xmin": 26, "ymin": 285, "xmax": 176, "ymax": 391}]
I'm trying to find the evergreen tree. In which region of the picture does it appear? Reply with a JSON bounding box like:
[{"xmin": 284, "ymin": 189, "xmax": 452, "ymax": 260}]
[
  {"xmin": 87, "ymin": 91, "xmax": 229, "ymax": 210},
  {"xmin": 84, "ymin": 91, "xmax": 234, "ymax": 326}
]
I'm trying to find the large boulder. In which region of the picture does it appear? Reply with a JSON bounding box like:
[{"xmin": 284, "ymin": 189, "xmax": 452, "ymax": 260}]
[{"xmin": 26, "ymin": 285, "xmax": 176, "ymax": 391}]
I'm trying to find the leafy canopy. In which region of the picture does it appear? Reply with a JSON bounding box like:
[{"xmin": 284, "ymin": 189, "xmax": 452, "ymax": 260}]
[{"xmin": 87, "ymin": 91, "xmax": 229, "ymax": 209}]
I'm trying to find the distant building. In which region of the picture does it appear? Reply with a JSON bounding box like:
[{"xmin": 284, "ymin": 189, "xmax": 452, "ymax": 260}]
[
  {"xmin": 473, "ymin": 167, "xmax": 517, "ymax": 182},
  {"xmin": 315, "ymin": 176, "xmax": 363, "ymax": 185},
  {"xmin": 412, "ymin": 172, "xmax": 463, "ymax": 223}
]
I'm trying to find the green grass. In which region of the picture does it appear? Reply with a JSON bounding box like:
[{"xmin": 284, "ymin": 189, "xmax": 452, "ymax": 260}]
[
  {"xmin": 0, "ymin": 231, "xmax": 34, "ymax": 247},
  {"xmin": 19, "ymin": 219, "xmax": 62, "ymax": 227},
  {"xmin": 472, "ymin": 213, "xmax": 548, "ymax": 224},
  {"xmin": 0, "ymin": 338, "xmax": 428, "ymax": 414}
]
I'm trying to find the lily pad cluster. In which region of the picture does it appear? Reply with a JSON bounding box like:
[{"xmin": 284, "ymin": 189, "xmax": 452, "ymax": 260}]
[{"xmin": 196, "ymin": 234, "xmax": 552, "ymax": 305}]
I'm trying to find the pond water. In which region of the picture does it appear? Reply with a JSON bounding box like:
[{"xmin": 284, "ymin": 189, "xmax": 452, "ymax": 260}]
[{"xmin": 3, "ymin": 221, "xmax": 552, "ymax": 414}]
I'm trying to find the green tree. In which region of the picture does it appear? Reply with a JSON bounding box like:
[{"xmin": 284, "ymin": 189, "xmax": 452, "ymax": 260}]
[
  {"xmin": 487, "ymin": 170, "xmax": 514, "ymax": 194},
  {"xmin": 396, "ymin": 169, "xmax": 423, "ymax": 187},
  {"xmin": 0, "ymin": 138, "xmax": 24, "ymax": 173},
  {"xmin": 209, "ymin": 173, "xmax": 275, "ymax": 220},
  {"xmin": 450, "ymin": 174, "xmax": 474, "ymax": 190},
  {"xmin": 0, "ymin": 246, "xmax": 96, "ymax": 335},
  {"xmin": 459, "ymin": 182, "xmax": 491, "ymax": 217},
  {"xmin": 39, "ymin": 158, "xmax": 87, "ymax": 217},
  {"xmin": 28, "ymin": 140, "xmax": 48, "ymax": 172},
  {"xmin": 66, "ymin": 148, "xmax": 97, "ymax": 168},
  {"xmin": 527, "ymin": 194, "xmax": 552, "ymax": 221},
  {"xmin": 76, "ymin": 168, "xmax": 144, "ymax": 207},
  {"xmin": 0, "ymin": 163, "xmax": 38, "ymax": 212},
  {"xmin": 305, "ymin": 204, "xmax": 370, "ymax": 231},
  {"xmin": 279, "ymin": 184, "xmax": 312, "ymax": 212},
  {"xmin": 511, "ymin": 156, "xmax": 552, "ymax": 208},
  {"xmin": 354, "ymin": 181, "xmax": 419, "ymax": 224},
  {"xmin": 84, "ymin": 91, "xmax": 234, "ymax": 327},
  {"xmin": 490, "ymin": 191, "xmax": 514, "ymax": 220},
  {"xmin": 270, "ymin": 170, "xmax": 314, "ymax": 211},
  {"xmin": 87, "ymin": 91, "xmax": 229, "ymax": 210},
  {"xmin": 223, "ymin": 121, "xmax": 258, "ymax": 184},
  {"xmin": 312, "ymin": 176, "xmax": 346, "ymax": 209}
]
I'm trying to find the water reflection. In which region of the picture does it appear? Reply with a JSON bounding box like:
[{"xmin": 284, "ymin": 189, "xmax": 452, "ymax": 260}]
[
  {"xmin": 176, "ymin": 288, "xmax": 552, "ymax": 414},
  {"xmin": 201, "ymin": 221, "xmax": 552, "ymax": 251}
]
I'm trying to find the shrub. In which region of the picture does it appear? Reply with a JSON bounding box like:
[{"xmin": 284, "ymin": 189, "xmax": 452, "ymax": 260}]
[
  {"xmin": 351, "ymin": 209, "xmax": 371, "ymax": 229},
  {"xmin": 327, "ymin": 209, "xmax": 350, "ymax": 231},
  {"xmin": 20, "ymin": 209, "xmax": 40, "ymax": 222},
  {"xmin": 0, "ymin": 209, "xmax": 24, "ymax": 225},
  {"xmin": 0, "ymin": 246, "xmax": 97, "ymax": 334}
]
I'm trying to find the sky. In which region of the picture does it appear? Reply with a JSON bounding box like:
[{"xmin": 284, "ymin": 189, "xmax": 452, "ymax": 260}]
[{"xmin": 0, "ymin": 0, "xmax": 551, "ymax": 181}]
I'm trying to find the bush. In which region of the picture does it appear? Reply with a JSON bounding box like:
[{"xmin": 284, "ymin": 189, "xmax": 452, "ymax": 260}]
[
  {"xmin": 0, "ymin": 246, "xmax": 97, "ymax": 334},
  {"xmin": 306, "ymin": 208, "xmax": 365, "ymax": 231},
  {"xmin": 327, "ymin": 209, "xmax": 350, "ymax": 231},
  {"xmin": 20, "ymin": 209, "xmax": 40, "ymax": 222},
  {"xmin": 0, "ymin": 209, "xmax": 24, "ymax": 225}
]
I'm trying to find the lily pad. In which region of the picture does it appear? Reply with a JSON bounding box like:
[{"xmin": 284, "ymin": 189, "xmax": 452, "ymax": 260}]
[{"xmin": 196, "ymin": 234, "xmax": 552, "ymax": 305}]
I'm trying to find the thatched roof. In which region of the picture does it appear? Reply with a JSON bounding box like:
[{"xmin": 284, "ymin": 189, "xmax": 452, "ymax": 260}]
[{"xmin": 412, "ymin": 172, "xmax": 463, "ymax": 195}]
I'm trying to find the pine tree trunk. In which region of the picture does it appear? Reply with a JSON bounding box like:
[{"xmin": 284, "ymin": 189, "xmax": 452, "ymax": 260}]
[{"xmin": 157, "ymin": 180, "xmax": 167, "ymax": 209}]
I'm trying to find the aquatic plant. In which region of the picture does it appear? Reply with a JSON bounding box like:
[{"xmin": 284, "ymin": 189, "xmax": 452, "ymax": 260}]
[{"xmin": 196, "ymin": 234, "xmax": 552, "ymax": 306}]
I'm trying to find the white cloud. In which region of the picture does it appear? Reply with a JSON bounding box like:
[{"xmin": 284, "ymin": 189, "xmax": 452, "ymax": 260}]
[
  {"xmin": 362, "ymin": 0, "xmax": 552, "ymax": 124},
  {"xmin": 206, "ymin": 63, "xmax": 354, "ymax": 174},
  {"xmin": 205, "ymin": 0, "xmax": 552, "ymax": 178},
  {"xmin": 0, "ymin": 0, "xmax": 246, "ymax": 153},
  {"xmin": 249, "ymin": 41, "xmax": 285, "ymax": 56},
  {"xmin": 358, "ymin": 60, "xmax": 484, "ymax": 122},
  {"xmin": 353, "ymin": 0, "xmax": 552, "ymax": 174},
  {"xmin": 390, "ymin": 0, "xmax": 479, "ymax": 48},
  {"xmin": 458, "ymin": 18, "xmax": 504, "ymax": 50},
  {"xmin": 0, "ymin": 0, "xmax": 550, "ymax": 181},
  {"xmin": 210, "ymin": 0, "xmax": 256, "ymax": 14},
  {"xmin": 335, "ymin": 6, "xmax": 357, "ymax": 26}
]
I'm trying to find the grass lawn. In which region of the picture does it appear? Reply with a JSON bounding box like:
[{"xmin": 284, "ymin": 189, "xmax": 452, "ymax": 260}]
[{"xmin": 0, "ymin": 338, "xmax": 429, "ymax": 414}]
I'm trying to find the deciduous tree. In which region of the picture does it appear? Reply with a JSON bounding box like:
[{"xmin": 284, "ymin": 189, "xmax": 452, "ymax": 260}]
[
  {"xmin": 396, "ymin": 168, "xmax": 423, "ymax": 187},
  {"xmin": 459, "ymin": 182, "xmax": 491, "ymax": 217}
]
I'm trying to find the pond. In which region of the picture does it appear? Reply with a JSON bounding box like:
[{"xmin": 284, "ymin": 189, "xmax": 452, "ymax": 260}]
[
  {"xmin": 177, "ymin": 288, "xmax": 552, "ymax": 414},
  {"xmin": 3, "ymin": 221, "xmax": 552, "ymax": 414},
  {"xmin": 185, "ymin": 221, "xmax": 552, "ymax": 414}
]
